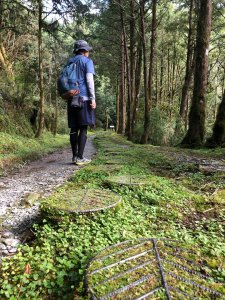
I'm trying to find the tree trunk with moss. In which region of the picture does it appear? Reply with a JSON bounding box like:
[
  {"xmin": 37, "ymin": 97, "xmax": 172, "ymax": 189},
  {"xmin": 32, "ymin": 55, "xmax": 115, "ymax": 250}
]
[
  {"xmin": 131, "ymin": 37, "xmax": 142, "ymax": 136},
  {"xmin": 179, "ymin": 0, "xmax": 195, "ymax": 121},
  {"xmin": 120, "ymin": 1, "xmax": 131, "ymax": 138},
  {"xmin": 141, "ymin": 0, "xmax": 157, "ymax": 144},
  {"xmin": 118, "ymin": 30, "xmax": 126, "ymax": 134},
  {"xmin": 116, "ymin": 79, "xmax": 120, "ymax": 132},
  {"xmin": 140, "ymin": 0, "xmax": 150, "ymax": 144},
  {"xmin": 181, "ymin": 0, "xmax": 212, "ymax": 147},
  {"xmin": 35, "ymin": 0, "xmax": 45, "ymax": 138},
  {"xmin": 127, "ymin": 0, "xmax": 135, "ymax": 140},
  {"xmin": 206, "ymin": 91, "xmax": 225, "ymax": 147},
  {"xmin": 0, "ymin": 44, "xmax": 15, "ymax": 84}
]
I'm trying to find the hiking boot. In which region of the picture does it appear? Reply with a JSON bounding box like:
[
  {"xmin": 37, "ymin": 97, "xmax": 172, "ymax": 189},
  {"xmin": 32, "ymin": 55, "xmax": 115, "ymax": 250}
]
[{"xmin": 76, "ymin": 157, "xmax": 91, "ymax": 165}]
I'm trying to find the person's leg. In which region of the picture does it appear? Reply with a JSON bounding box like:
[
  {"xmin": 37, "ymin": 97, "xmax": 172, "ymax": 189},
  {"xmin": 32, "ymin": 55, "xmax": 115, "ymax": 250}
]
[
  {"xmin": 77, "ymin": 125, "xmax": 88, "ymax": 159},
  {"xmin": 70, "ymin": 127, "xmax": 78, "ymax": 161}
]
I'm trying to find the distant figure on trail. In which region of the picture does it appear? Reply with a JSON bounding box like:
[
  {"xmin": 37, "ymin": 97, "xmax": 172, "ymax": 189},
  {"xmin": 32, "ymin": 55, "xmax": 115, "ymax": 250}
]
[{"xmin": 59, "ymin": 40, "xmax": 96, "ymax": 165}]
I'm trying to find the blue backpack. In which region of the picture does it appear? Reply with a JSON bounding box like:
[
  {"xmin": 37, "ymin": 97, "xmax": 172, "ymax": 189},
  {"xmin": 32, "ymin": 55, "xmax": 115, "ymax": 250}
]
[{"xmin": 57, "ymin": 61, "xmax": 80, "ymax": 98}]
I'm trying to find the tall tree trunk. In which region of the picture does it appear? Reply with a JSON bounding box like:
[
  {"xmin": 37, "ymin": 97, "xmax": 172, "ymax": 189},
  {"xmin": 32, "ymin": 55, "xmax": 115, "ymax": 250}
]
[
  {"xmin": 131, "ymin": 37, "xmax": 142, "ymax": 135},
  {"xmin": 147, "ymin": 0, "xmax": 157, "ymax": 106},
  {"xmin": 167, "ymin": 48, "xmax": 170, "ymax": 102},
  {"xmin": 155, "ymin": 54, "xmax": 158, "ymax": 105},
  {"xmin": 159, "ymin": 45, "xmax": 164, "ymax": 105},
  {"xmin": 181, "ymin": 0, "xmax": 212, "ymax": 147},
  {"xmin": 141, "ymin": 0, "xmax": 157, "ymax": 144},
  {"xmin": 222, "ymin": 67, "xmax": 225, "ymax": 95},
  {"xmin": 127, "ymin": 0, "xmax": 135, "ymax": 140},
  {"xmin": 35, "ymin": 0, "xmax": 45, "ymax": 138},
  {"xmin": 116, "ymin": 78, "xmax": 120, "ymax": 132},
  {"xmin": 48, "ymin": 55, "xmax": 53, "ymax": 107},
  {"xmin": 105, "ymin": 109, "xmax": 109, "ymax": 131},
  {"xmin": 179, "ymin": 0, "xmax": 195, "ymax": 120},
  {"xmin": 119, "ymin": 1, "xmax": 132, "ymax": 139},
  {"xmin": 118, "ymin": 31, "xmax": 126, "ymax": 134},
  {"xmin": 139, "ymin": 0, "xmax": 148, "ymax": 144},
  {"xmin": 170, "ymin": 41, "xmax": 176, "ymax": 118},
  {"xmin": 0, "ymin": 44, "xmax": 15, "ymax": 85},
  {"xmin": 206, "ymin": 90, "xmax": 225, "ymax": 147},
  {"xmin": 53, "ymin": 83, "xmax": 58, "ymax": 136}
]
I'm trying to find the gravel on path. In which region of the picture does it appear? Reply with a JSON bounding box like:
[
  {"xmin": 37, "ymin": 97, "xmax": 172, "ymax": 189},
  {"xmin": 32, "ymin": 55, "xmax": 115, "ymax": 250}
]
[{"xmin": 0, "ymin": 137, "xmax": 96, "ymax": 233}]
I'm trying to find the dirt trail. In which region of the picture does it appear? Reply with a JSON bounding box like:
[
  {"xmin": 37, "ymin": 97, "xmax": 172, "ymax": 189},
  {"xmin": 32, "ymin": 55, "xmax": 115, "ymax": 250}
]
[{"xmin": 0, "ymin": 137, "xmax": 96, "ymax": 233}]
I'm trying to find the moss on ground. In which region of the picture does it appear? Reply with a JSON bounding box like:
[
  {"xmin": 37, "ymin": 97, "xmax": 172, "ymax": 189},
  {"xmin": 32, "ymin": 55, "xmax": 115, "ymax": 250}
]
[{"xmin": 0, "ymin": 132, "xmax": 224, "ymax": 300}]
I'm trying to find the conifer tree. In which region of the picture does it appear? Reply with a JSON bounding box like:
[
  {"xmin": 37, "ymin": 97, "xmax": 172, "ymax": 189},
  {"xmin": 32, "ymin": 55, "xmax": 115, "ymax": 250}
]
[{"xmin": 181, "ymin": 0, "xmax": 212, "ymax": 147}]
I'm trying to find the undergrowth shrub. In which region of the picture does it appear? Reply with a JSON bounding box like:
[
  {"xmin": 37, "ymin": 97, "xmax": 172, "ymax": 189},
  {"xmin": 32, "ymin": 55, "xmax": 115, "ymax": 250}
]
[
  {"xmin": 132, "ymin": 123, "xmax": 144, "ymax": 143},
  {"xmin": 0, "ymin": 106, "xmax": 34, "ymax": 137},
  {"xmin": 132, "ymin": 109, "xmax": 178, "ymax": 146}
]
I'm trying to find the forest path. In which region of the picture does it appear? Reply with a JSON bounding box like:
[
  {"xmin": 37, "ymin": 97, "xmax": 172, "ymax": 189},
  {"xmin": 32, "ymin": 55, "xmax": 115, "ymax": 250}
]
[
  {"xmin": 0, "ymin": 137, "xmax": 96, "ymax": 234},
  {"xmin": 0, "ymin": 133, "xmax": 224, "ymax": 258}
]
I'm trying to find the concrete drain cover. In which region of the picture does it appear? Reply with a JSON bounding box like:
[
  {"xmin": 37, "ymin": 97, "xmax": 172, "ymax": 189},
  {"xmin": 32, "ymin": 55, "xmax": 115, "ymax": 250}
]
[
  {"xmin": 106, "ymin": 175, "xmax": 151, "ymax": 186},
  {"xmin": 85, "ymin": 238, "xmax": 224, "ymax": 299},
  {"xmin": 42, "ymin": 189, "xmax": 121, "ymax": 215}
]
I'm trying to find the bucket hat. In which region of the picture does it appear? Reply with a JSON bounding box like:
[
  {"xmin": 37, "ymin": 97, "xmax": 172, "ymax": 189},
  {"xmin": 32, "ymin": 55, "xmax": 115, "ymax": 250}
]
[{"xmin": 74, "ymin": 40, "xmax": 93, "ymax": 53}]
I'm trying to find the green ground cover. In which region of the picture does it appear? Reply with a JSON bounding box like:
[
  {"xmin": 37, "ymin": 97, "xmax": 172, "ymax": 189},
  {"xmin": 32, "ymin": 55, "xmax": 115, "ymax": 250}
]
[
  {"xmin": 0, "ymin": 132, "xmax": 224, "ymax": 299},
  {"xmin": 0, "ymin": 132, "xmax": 69, "ymax": 175}
]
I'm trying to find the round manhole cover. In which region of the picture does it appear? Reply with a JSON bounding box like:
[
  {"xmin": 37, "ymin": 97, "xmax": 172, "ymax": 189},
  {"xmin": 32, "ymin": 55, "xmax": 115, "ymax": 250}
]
[
  {"xmin": 41, "ymin": 189, "xmax": 122, "ymax": 215},
  {"xmin": 85, "ymin": 238, "xmax": 224, "ymax": 299},
  {"xmin": 106, "ymin": 175, "xmax": 152, "ymax": 186},
  {"xmin": 89, "ymin": 165, "xmax": 121, "ymax": 174},
  {"xmin": 105, "ymin": 159, "xmax": 126, "ymax": 165}
]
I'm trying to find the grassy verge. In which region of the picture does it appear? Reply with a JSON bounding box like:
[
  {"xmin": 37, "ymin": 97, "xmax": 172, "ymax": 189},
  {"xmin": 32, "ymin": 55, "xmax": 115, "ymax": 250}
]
[
  {"xmin": 0, "ymin": 132, "xmax": 70, "ymax": 175},
  {"xmin": 0, "ymin": 132, "xmax": 224, "ymax": 299}
]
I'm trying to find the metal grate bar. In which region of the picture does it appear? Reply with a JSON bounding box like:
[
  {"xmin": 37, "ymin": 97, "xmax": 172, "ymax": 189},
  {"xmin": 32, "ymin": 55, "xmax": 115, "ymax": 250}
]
[
  {"xmin": 88, "ymin": 287, "xmax": 98, "ymax": 300},
  {"xmin": 134, "ymin": 287, "xmax": 162, "ymax": 300},
  {"xmin": 77, "ymin": 189, "xmax": 89, "ymax": 211},
  {"xmin": 153, "ymin": 239, "xmax": 171, "ymax": 300},
  {"xmin": 96, "ymin": 193, "xmax": 111, "ymax": 198},
  {"xmin": 163, "ymin": 258, "xmax": 213, "ymax": 281},
  {"xmin": 86, "ymin": 238, "xmax": 224, "ymax": 300},
  {"xmin": 166, "ymin": 250, "xmax": 223, "ymax": 283},
  {"xmin": 95, "ymin": 258, "xmax": 156, "ymax": 287},
  {"xmin": 166, "ymin": 251, "xmax": 208, "ymax": 271},
  {"xmin": 90, "ymin": 248, "xmax": 154, "ymax": 275},
  {"xmin": 91, "ymin": 193, "xmax": 103, "ymax": 198},
  {"xmin": 164, "ymin": 242, "xmax": 201, "ymax": 257},
  {"xmin": 96, "ymin": 240, "xmax": 151, "ymax": 262},
  {"xmin": 76, "ymin": 201, "xmax": 121, "ymax": 214},
  {"xmin": 99, "ymin": 273, "xmax": 155, "ymax": 300},
  {"xmin": 167, "ymin": 271, "xmax": 224, "ymax": 296},
  {"xmin": 63, "ymin": 189, "xmax": 122, "ymax": 214},
  {"xmin": 168, "ymin": 286, "xmax": 199, "ymax": 300}
]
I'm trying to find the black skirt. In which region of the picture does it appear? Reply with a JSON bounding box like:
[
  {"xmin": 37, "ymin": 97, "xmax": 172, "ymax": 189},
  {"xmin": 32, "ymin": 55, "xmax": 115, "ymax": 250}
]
[{"xmin": 67, "ymin": 99, "xmax": 95, "ymax": 128}]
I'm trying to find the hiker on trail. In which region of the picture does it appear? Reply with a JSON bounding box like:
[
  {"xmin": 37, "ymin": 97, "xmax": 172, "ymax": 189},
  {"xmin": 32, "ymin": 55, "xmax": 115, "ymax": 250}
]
[{"xmin": 61, "ymin": 40, "xmax": 96, "ymax": 165}]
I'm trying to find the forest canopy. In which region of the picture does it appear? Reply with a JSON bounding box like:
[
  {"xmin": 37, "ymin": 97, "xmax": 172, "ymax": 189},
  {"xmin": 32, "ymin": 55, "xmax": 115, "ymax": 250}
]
[{"xmin": 0, "ymin": 0, "xmax": 224, "ymax": 147}]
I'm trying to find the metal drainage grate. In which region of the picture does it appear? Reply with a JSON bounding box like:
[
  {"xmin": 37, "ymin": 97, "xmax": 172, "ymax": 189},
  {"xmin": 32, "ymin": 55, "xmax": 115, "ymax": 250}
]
[
  {"xmin": 43, "ymin": 189, "xmax": 122, "ymax": 214},
  {"xmin": 85, "ymin": 238, "xmax": 225, "ymax": 300},
  {"xmin": 104, "ymin": 152, "xmax": 125, "ymax": 156},
  {"xmin": 89, "ymin": 165, "xmax": 122, "ymax": 174},
  {"xmin": 106, "ymin": 175, "xmax": 152, "ymax": 186},
  {"xmin": 105, "ymin": 159, "xmax": 127, "ymax": 165}
]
